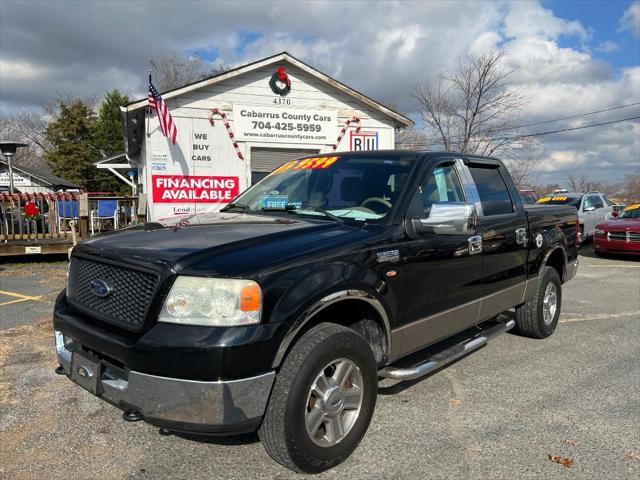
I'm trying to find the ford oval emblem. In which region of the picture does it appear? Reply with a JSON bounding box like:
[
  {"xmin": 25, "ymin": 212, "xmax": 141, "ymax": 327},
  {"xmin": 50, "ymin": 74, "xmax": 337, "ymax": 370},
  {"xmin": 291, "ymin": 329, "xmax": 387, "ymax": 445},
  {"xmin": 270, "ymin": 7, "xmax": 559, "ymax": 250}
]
[{"xmin": 90, "ymin": 279, "xmax": 112, "ymax": 298}]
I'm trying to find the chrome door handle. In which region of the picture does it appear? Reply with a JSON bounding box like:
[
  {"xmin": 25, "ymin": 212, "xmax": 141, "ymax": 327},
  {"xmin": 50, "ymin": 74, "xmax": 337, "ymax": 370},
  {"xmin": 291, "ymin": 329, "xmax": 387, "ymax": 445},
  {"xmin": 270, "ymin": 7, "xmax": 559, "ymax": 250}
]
[
  {"xmin": 468, "ymin": 235, "xmax": 482, "ymax": 255},
  {"xmin": 516, "ymin": 227, "xmax": 528, "ymax": 246}
]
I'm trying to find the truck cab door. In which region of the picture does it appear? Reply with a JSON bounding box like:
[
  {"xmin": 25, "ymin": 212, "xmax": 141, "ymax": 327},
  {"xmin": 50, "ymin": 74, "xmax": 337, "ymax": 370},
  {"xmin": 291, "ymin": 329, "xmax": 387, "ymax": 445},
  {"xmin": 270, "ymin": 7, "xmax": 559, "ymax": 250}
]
[
  {"xmin": 396, "ymin": 159, "xmax": 484, "ymax": 356},
  {"xmin": 462, "ymin": 162, "xmax": 528, "ymax": 320}
]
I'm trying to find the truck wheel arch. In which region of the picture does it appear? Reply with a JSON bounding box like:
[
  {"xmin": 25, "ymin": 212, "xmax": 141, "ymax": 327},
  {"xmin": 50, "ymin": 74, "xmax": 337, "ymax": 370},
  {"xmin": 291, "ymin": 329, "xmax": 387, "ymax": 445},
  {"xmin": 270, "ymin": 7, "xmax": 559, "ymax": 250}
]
[
  {"xmin": 541, "ymin": 245, "xmax": 567, "ymax": 283},
  {"xmin": 271, "ymin": 290, "xmax": 392, "ymax": 369}
]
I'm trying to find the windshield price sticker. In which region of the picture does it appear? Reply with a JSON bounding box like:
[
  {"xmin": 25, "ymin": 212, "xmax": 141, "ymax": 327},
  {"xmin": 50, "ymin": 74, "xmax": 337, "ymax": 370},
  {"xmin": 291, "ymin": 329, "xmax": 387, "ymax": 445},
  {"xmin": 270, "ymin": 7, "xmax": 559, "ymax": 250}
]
[
  {"xmin": 537, "ymin": 196, "xmax": 567, "ymax": 203},
  {"xmin": 624, "ymin": 203, "xmax": 640, "ymax": 211},
  {"xmin": 271, "ymin": 156, "xmax": 340, "ymax": 175}
]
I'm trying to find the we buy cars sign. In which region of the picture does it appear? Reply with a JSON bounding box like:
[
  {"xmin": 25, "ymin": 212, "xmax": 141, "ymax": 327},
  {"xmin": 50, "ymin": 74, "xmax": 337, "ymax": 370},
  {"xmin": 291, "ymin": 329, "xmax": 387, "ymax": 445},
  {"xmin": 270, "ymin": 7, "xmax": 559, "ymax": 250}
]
[{"xmin": 152, "ymin": 175, "xmax": 239, "ymax": 203}]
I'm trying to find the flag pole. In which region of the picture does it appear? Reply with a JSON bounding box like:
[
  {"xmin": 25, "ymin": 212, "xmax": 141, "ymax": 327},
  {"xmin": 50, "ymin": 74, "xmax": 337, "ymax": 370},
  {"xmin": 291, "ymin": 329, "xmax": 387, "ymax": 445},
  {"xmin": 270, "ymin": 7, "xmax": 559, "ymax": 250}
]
[{"xmin": 146, "ymin": 66, "xmax": 151, "ymax": 138}]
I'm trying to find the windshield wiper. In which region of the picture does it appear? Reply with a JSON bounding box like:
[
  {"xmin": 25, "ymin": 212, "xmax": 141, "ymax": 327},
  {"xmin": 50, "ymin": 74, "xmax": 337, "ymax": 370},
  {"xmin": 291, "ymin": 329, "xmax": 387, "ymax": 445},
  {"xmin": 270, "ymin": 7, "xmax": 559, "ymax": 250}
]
[
  {"xmin": 221, "ymin": 203, "xmax": 251, "ymax": 213},
  {"xmin": 286, "ymin": 205, "xmax": 345, "ymax": 224}
]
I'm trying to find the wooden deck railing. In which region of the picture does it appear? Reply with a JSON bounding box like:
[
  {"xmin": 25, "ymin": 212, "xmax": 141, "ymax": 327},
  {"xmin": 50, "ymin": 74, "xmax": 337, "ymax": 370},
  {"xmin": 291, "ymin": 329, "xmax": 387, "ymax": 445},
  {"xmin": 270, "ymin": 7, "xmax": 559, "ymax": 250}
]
[{"xmin": 0, "ymin": 193, "xmax": 147, "ymax": 254}]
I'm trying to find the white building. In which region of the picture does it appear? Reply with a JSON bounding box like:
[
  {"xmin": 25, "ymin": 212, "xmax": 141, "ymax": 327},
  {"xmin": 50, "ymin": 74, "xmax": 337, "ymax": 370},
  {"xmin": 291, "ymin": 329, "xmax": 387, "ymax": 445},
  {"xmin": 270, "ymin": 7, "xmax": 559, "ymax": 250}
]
[
  {"xmin": 0, "ymin": 160, "xmax": 79, "ymax": 194},
  {"xmin": 121, "ymin": 52, "xmax": 413, "ymax": 220}
]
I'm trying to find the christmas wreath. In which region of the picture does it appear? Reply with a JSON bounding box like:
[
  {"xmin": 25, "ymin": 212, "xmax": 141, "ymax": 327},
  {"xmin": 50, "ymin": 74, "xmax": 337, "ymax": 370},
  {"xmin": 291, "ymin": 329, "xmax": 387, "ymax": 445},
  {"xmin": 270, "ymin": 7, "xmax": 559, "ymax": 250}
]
[{"xmin": 269, "ymin": 67, "xmax": 291, "ymax": 96}]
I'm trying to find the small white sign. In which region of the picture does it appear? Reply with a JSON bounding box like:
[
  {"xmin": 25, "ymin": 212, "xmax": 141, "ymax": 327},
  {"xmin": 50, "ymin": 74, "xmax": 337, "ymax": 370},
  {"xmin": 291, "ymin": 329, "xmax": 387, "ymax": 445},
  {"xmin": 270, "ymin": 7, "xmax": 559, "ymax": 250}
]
[
  {"xmin": 25, "ymin": 246, "xmax": 42, "ymax": 254},
  {"xmin": 233, "ymin": 104, "xmax": 337, "ymax": 145},
  {"xmin": 152, "ymin": 151, "xmax": 168, "ymax": 161}
]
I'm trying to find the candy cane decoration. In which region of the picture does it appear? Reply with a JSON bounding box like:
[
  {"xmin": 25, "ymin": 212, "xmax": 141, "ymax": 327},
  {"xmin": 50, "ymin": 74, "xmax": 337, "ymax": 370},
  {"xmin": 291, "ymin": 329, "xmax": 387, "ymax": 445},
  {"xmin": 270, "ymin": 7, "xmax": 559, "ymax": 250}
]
[
  {"xmin": 332, "ymin": 117, "xmax": 361, "ymax": 151},
  {"xmin": 209, "ymin": 108, "xmax": 244, "ymax": 160}
]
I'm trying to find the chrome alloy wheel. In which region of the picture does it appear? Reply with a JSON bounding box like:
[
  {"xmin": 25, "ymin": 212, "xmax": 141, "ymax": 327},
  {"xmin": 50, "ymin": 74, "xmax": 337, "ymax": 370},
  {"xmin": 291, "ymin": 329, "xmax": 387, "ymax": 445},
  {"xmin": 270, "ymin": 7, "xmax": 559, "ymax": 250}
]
[
  {"xmin": 305, "ymin": 358, "xmax": 364, "ymax": 447},
  {"xmin": 542, "ymin": 282, "xmax": 558, "ymax": 325}
]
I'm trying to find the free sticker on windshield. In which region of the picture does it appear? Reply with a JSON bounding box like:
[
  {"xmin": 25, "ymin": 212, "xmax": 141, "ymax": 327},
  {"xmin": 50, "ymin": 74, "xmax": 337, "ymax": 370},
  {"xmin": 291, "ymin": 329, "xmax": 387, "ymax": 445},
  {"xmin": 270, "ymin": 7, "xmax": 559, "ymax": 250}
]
[{"xmin": 270, "ymin": 156, "xmax": 340, "ymax": 175}]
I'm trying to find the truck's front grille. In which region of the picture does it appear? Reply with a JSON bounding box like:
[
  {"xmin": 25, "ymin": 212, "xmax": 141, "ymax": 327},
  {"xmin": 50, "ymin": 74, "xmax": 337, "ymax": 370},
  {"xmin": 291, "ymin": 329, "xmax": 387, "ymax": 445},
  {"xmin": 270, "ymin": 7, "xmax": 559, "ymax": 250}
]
[
  {"xmin": 68, "ymin": 258, "xmax": 159, "ymax": 331},
  {"xmin": 608, "ymin": 231, "xmax": 640, "ymax": 242}
]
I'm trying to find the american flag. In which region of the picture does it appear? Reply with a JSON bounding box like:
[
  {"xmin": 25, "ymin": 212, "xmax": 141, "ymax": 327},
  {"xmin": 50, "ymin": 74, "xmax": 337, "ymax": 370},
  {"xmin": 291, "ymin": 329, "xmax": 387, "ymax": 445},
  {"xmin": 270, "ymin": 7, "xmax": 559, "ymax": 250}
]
[{"xmin": 148, "ymin": 74, "xmax": 177, "ymax": 144}]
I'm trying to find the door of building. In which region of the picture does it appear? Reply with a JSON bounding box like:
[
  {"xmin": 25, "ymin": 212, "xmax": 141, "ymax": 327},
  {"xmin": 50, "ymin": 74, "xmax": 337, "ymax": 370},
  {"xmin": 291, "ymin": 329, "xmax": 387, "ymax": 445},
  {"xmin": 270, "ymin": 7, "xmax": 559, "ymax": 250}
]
[{"xmin": 250, "ymin": 147, "xmax": 320, "ymax": 184}]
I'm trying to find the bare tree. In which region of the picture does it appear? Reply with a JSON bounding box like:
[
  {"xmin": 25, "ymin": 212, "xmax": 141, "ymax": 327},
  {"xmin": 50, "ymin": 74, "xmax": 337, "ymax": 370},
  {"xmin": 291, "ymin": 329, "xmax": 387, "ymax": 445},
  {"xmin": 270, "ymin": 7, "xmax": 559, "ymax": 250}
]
[
  {"xmin": 410, "ymin": 51, "xmax": 526, "ymax": 157},
  {"xmin": 503, "ymin": 141, "xmax": 545, "ymax": 188},
  {"xmin": 0, "ymin": 109, "xmax": 50, "ymax": 168},
  {"xmin": 395, "ymin": 127, "xmax": 428, "ymax": 150},
  {"xmin": 150, "ymin": 53, "xmax": 229, "ymax": 91},
  {"xmin": 565, "ymin": 173, "xmax": 621, "ymax": 195},
  {"xmin": 621, "ymin": 173, "xmax": 640, "ymax": 202}
]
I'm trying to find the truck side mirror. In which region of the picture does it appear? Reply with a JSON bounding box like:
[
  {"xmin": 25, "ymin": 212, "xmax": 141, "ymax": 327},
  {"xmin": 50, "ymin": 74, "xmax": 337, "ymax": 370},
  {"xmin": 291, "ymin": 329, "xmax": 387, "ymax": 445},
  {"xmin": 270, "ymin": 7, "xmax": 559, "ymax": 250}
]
[{"xmin": 408, "ymin": 203, "xmax": 477, "ymax": 236}]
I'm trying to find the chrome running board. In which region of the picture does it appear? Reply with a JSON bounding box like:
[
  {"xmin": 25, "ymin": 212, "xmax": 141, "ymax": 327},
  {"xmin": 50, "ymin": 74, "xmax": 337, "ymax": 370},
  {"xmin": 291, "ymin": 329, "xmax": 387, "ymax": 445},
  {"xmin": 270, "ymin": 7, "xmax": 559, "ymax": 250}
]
[{"xmin": 379, "ymin": 319, "xmax": 515, "ymax": 381}]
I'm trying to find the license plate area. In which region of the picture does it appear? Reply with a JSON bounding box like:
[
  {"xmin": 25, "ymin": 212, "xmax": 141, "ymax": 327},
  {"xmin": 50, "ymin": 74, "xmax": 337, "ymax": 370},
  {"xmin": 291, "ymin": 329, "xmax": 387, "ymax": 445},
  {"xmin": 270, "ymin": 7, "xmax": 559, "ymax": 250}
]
[{"xmin": 70, "ymin": 351, "xmax": 102, "ymax": 395}]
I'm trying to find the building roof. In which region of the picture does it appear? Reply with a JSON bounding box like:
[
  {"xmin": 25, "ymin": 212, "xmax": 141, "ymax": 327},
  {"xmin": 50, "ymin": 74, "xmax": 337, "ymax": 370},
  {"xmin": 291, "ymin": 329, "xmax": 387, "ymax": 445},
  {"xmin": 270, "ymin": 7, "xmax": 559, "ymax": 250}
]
[
  {"xmin": 122, "ymin": 51, "xmax": 414, "ymax": 128},
  {"xmin": 0, "ymin": 160, "xmax": 79, "ymax": 188}
]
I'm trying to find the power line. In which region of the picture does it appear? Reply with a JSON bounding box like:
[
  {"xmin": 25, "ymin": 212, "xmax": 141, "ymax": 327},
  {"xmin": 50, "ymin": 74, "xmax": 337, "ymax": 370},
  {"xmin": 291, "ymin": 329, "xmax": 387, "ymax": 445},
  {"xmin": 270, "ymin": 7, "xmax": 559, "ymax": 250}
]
[
  {"xmin": 511, "ymin": 115, "xmax": 640, "ymax": 139},
  {"xmin": 514, "ymin": 102, "xmax": 640, "ymax": 130},
  {"xmin": 398, "ymin": 102, "xmax": 640, "ymax": 146},
  {"xmin": 397, "ymin": 115, "xmax": 640, "ymax": 146}
]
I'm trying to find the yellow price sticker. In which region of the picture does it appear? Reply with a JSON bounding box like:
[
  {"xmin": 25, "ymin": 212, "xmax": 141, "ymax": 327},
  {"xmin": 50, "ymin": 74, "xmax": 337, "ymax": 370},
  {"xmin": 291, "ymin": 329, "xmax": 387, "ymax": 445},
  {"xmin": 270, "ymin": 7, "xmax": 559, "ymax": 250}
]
[
  {"xmin": 623, "ymin": 203, "xmax": 640, "ymax": 211},
  {"xmin": 537, "ymin": 197, "xmax": 551, "ymax": 203},
  {"xmin": 270, "ymin": 156, "xmax": 340, "ymax": 175}
]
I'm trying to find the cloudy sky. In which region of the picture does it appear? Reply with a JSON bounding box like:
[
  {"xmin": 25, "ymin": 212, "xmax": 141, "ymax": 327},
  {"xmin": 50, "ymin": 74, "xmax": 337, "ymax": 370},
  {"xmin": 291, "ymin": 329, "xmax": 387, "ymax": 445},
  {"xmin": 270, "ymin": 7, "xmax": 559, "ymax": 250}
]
[{"xmin": 1, "ymin": 0, "xmax": 638, "ymax": 185}]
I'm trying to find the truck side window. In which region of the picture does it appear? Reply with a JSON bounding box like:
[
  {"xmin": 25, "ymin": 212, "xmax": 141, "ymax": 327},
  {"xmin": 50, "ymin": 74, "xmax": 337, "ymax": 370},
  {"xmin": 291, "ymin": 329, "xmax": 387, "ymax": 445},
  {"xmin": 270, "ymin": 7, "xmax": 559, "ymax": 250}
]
[
  {"xmin": 419, "ymin": 164, "xmax": 465, "ymax": 216},
  {"xmin": 467, "ymin": 166, "xmax": 514, "ymax": 216}
]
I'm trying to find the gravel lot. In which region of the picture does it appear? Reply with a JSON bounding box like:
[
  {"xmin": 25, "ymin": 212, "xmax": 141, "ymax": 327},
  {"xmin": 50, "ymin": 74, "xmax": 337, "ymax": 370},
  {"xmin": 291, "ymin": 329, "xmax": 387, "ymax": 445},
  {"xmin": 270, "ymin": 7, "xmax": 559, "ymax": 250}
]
[{"xmin": 1, "ymin": 249, "xmax": 639, "ymax": 479}]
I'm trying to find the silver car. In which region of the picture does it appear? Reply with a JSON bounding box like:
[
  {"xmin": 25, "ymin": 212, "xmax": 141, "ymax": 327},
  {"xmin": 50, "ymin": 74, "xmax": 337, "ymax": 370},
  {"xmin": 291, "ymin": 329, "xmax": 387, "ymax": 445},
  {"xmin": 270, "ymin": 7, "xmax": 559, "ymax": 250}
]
[{"xmin": 537, "ymin": 192, "xmax": 613, "ymax": 242}]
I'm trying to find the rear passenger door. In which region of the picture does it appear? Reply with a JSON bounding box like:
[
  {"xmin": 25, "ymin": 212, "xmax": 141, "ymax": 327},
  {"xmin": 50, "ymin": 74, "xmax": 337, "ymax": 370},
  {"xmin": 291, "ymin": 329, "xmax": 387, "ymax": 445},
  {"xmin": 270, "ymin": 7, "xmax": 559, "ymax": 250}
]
[{"xmin": 463, "ymin": 161, "xmax": 528, "ymax": 321}]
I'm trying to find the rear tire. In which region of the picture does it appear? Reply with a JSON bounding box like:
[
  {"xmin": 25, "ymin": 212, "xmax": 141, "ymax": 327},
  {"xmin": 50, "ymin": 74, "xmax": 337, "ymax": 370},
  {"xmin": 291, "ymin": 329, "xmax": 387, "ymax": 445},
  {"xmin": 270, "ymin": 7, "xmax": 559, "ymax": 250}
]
[
  {"xmin": 259, "ymin": 323, "xmax": 377, "ymax": 473},
  {"xmin": 514, "ymin": 266, "xmax": 562, "ymax": 339}
]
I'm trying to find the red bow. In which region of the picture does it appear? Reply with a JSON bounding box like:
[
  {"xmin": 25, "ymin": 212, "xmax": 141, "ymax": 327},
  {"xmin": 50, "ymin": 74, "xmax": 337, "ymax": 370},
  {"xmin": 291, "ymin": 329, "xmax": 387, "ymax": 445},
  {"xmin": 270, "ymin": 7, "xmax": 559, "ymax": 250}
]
[
  {"xmin": 277, "ymin": 67, "xmax": 291, "ymax": 88},
  {"xmin": 25, "ymin": 201, "xmax": 40, "ymax": 218}
]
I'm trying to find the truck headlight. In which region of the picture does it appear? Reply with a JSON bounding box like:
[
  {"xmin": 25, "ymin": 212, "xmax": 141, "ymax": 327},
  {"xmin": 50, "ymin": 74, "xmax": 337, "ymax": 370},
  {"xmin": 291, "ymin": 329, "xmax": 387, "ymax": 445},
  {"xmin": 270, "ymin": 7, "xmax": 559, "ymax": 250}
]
[
  {"xmin": 595, "ymin": 228, "xmax": 606, "ymax": 236},
  {"xmin": 159, "ymin": 277, "xmax": 261, "ymax": 326}
]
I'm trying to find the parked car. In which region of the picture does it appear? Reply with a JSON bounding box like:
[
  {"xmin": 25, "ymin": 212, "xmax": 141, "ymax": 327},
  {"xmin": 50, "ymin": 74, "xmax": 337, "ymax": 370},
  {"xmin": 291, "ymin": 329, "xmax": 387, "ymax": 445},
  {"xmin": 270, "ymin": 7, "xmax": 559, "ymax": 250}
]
[
  {"xmin": 537, "ymin": 191, "xmax": 613, "ymax": 244},
  {"xmin": 519, "ymin": 189, "xmax": 539, "ymax": 204},
  {"xmin": 593, "ymin": 202, "xmax": 640, "ymax": 256},
  {"xmin": 53, "ymin": 151, "xmax": 579, "ymax": 473}
]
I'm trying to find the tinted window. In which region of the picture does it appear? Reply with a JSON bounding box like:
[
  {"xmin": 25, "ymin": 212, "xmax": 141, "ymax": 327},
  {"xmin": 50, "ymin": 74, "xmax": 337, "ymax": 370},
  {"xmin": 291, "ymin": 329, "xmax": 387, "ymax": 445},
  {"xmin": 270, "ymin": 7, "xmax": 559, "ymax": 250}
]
[
  {"xmin": 583, "ymin": 195, "xmax": 603, "ymax": 210},
  {"xmin": 468, "ymin": 166, "xmax": 514, "ymax": 216},
  {"xmin": 419, "ymin": 164, "xmax": 466, "ymax": 215}
]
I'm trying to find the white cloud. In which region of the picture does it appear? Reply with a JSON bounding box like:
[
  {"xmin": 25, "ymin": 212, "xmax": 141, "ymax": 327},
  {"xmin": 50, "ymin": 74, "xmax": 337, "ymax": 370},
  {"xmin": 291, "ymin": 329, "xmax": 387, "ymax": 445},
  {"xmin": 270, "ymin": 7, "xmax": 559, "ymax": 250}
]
[
  {"xmin": 619, "ymin": 1, "xmax": 640, "ymax": 38},
  {"xmin": 0, "ymin": 0, "xmax": 637, "ymax": 184},
  {"xmin": 595, "ymin": 40, "xmax": 619, "ymax": 53}
]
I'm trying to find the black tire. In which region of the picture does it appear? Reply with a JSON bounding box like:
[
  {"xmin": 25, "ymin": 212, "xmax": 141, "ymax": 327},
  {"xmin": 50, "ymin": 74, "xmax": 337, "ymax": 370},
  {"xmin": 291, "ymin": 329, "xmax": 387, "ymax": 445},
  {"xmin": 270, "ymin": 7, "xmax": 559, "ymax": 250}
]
[
  {"xmin": 259, "ymin": 323, "xmax": 377, "ymax": 473},
  {"xmin": 514, "ymin": 266, "xmax": 562, "ymax": 339}
]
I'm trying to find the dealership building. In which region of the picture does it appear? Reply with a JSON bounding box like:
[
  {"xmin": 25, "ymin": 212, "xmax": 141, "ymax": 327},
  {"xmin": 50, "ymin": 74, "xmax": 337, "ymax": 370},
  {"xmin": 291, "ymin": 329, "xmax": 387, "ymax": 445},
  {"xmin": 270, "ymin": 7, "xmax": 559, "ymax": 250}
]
[{"xmin": 120, "ymin": 52, "xmax": 413, "ymax": 220}]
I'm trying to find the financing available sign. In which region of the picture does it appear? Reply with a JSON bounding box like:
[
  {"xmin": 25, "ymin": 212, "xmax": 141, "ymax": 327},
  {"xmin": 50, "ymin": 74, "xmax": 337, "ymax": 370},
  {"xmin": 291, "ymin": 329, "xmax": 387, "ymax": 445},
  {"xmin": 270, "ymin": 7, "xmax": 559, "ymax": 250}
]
[
  {"xmin": 233, "ymin": 104, "xmax": 337, "ymax": 144},
  {"xmin": 152, "ymin": 175, "xmax": 239, "ymax": 203}
]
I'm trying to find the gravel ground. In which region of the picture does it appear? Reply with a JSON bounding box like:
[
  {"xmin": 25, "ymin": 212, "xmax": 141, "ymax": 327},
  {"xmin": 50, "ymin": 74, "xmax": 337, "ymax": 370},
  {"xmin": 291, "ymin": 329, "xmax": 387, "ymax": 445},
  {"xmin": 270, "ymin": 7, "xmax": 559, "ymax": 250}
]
[{"xmin": 0, "ymin": 249, "xmax": 639, "ymax": 479}]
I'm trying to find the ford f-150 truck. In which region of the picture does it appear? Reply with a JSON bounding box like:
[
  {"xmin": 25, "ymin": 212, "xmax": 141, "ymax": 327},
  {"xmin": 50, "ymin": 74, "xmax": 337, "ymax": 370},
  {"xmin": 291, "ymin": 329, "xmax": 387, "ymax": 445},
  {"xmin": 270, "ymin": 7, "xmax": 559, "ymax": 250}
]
[{"xmin": 53, "ymin": 151, "xmax": 578, "ymax": 473}]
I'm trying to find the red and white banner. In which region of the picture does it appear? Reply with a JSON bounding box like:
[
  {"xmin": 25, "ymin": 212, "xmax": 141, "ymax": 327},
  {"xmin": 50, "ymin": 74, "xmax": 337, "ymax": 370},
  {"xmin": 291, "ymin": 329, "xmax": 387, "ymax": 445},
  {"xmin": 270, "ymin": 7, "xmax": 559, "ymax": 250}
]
[{"xmin": 152, "ymin": 175, "xmax": 239, "ymax": 203}]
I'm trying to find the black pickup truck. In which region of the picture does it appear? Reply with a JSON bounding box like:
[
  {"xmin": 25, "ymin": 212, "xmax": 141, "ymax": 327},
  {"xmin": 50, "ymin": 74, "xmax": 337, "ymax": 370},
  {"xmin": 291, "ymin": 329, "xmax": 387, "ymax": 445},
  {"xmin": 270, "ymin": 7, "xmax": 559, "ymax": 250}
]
[{"xmin": 53, "ymin": 151, "xmax": 578, "ymax": 473}]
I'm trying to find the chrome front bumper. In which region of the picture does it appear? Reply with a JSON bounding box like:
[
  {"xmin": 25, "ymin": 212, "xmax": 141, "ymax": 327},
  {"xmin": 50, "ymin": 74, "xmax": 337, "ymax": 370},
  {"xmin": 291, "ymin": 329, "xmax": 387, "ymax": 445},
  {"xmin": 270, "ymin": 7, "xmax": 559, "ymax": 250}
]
[{"xmin": 55, "ymin": 331, "xmax": 275, "ymax": 434}]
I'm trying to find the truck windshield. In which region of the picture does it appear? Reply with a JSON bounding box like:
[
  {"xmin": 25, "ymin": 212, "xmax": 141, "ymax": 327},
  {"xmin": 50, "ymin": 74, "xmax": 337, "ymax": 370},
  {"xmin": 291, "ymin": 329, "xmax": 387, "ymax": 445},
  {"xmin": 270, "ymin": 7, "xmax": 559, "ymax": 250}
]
[
  {"xmin": 228, "ymin": 155, "xmax": 414, "ymax": 221},
  {"xmin": 537, "ymin": 195, "xmax": 581, "ymax": 207}
]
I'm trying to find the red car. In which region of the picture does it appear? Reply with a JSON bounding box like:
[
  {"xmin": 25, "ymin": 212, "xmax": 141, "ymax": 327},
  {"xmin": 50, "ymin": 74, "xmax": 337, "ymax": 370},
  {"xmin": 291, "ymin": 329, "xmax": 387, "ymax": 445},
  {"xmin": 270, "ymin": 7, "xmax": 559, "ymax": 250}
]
[{"xmin": 593, "ymin": 203, "xmax": 640, "ymax": 256}]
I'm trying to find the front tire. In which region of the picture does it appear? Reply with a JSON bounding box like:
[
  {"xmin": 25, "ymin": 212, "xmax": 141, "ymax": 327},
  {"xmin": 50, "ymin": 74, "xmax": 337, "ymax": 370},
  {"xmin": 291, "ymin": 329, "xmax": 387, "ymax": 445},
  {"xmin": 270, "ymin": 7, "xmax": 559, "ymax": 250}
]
[
  {"xmin": 514, "ymin": 266, "xmax": 562, "ymax": 338},
  {"xmin": 259, "ymin": 323, "xmax": 377, "ymax": 473}
]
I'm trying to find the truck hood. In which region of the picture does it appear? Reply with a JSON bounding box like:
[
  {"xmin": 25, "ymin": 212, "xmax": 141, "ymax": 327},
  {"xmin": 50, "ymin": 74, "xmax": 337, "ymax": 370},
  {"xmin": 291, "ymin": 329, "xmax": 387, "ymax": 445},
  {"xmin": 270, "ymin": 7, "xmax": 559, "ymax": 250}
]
[{"xmin": 75, "ymin": 212, "xmax": 372, "ymax": 274}]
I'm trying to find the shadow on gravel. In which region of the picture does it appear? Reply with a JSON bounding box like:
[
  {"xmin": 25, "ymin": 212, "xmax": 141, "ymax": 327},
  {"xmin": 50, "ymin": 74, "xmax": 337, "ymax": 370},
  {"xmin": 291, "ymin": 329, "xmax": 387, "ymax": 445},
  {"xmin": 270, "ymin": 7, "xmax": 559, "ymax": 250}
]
[
  {"xmin": 166, "ymin": 430, "xmax": 260, "ymax": 446},
  {"xmin": 0, "ymin": 253, "xmax": 68, "ymax": 271}
]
